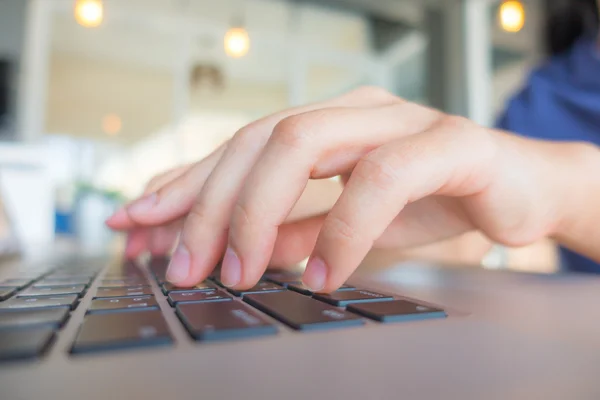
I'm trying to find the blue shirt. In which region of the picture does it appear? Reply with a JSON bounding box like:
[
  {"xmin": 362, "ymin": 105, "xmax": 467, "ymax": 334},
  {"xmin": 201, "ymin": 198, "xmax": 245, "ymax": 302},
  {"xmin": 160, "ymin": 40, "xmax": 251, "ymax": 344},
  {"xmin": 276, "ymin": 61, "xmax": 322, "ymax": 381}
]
[{"xmin": 496, "ymin": 36, "xmax": 600, "ymax": 274}]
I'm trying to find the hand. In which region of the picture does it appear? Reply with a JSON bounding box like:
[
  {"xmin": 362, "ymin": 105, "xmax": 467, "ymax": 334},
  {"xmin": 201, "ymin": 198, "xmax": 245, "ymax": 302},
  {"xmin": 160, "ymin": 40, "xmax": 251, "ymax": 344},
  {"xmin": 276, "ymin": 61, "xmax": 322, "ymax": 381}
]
[{"xmin": 107, "ymin": 86, "xmax": 576, "ymax": 292}]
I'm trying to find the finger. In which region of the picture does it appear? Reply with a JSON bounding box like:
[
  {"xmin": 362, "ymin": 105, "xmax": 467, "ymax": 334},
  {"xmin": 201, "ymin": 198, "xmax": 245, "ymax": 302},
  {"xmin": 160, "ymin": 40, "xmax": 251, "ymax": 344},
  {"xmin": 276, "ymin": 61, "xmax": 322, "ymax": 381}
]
[
  {"xmin": 169, "ymin": 87, "xmax": 400, "ymax": 286},
  {"xmin": 306, "ymin": 116, "xmax": 497, "ymax": 291},
  {"xmin": 269, "ymin": 214, "xmax": 325, "ymax": 267},
  {"xmin": 123, "ymin": 142, "xmax": 227, "ymax": 226},
  {"xmin": 226, "ymin": 102, "xmax": 441, "ymax": 289},
  {"xmin": 106, "ymin": 163, "xmax": 194, "ymax": 230},
  {"xmin": 124, "ymin": 229, "xmax": 151, "ymax": 259},
  {"xmin": 149, "ymin": 219, "xmax": 183, "ymax": 256}
]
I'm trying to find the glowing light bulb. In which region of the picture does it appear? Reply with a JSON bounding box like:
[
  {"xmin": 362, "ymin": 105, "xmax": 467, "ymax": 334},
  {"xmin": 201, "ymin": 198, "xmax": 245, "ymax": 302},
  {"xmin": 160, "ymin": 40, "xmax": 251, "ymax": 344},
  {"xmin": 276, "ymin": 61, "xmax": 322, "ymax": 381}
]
[
  {"xmin": 102, "ymin": 113, "xmax": 122, "ymax": 136},
  {"xmin": 74, "ymin": 0, "xmax": 103, "ymax": 28},
  {"xmin": 224, "ymin": 27, "xmax": 250, "ymax": 58},
  {"xmin": 499, "ymin": 0, "xmax": 525, "ymax": 33}
]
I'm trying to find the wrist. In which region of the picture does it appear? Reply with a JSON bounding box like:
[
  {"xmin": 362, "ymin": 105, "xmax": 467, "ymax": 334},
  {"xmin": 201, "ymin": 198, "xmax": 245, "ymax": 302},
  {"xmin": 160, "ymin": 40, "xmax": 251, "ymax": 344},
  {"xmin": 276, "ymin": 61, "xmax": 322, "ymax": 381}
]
[{"xmin": 550, "ymin": 142, "xmax": 600, "ymax": 246}]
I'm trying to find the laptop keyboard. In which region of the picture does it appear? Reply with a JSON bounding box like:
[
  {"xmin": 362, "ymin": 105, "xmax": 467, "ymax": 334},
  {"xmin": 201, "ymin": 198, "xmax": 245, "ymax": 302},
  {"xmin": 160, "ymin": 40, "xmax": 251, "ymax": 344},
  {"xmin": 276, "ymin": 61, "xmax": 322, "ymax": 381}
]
[{"xmin": 0, "ymin": 257, "xmax": 446, "ymax": 362}]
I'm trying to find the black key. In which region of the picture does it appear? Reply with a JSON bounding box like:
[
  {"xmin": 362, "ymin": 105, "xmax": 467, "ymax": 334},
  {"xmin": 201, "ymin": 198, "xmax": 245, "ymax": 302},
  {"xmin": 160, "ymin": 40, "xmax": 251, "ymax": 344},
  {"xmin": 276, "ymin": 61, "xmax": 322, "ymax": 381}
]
[
  {"xmin": 0, "ymin": 279, "xmax": 32, "ymax": 289},
  {"xmin": 288, "ymin": 283, "xmax": 355, "ymax": 296},
  {"xmin": 98, "ymin": 282, "xmax": 150, "ymax": 289},
  {"xmin": 265, "ymin": 275, "xmax": 303, "ymax": 287},
  {"xmin": 161, "ymin": 282, "xmax": 213, "ymax": 295},
  {"xmin": 0, "ymin": 308, "xmax": 69, "ymax": 330},
  {"xmin": 263, "ymin": 271, "xmax": 302, "ymax": 280},
  {"xmin": 148, "ymin": 257, "xmax": 169, "ymax": 274},
  {"xmin": 287, "ymin": 283, "xmax": 313, "ymax": 295},
  {"xmin": 227, "ymin": 281, "xmax": 283, "ymax": 297},
  {"xmin": 88, "ymin": 296, "xmax": 158, "ymax": 313},
  {"xmin": 177, "ymin": 301, "xmax": 276, "ymax": 341},
  {"xmin": 71, "ymin": 310, "xmax": 172, "ymax": 354},
  {"xmin": 103, "ymin": 273, "xmax": 144, "ymax": 280},
  {"xmin": 98, "ymin": 279, "xmax": 148, "ymax": 288},
  {"xmin": 0, "ymin": 295, "xmax": 78, "ymax": 310},
  {"xmin": 347, "ymin": 300, "xmax": 447, "ymax": 323},
  {"xmin": 33, "ymin": 278, "xmax": 90, "ymax": 287},
  {"xmin": 313, "ymin": 290, "xmax": 393, "ymax": 307},
  {"xmin": 244, "ymin": 291, "xmax": 364, "ymax": 331},
  {"xmin": 18, "ymin": 285, "xmax": 86, "ymax": 298},
  {"xmin": 0, "ymin": 287, "xmax": 17, "ymax": 301},
  {"xmin": 0, "ymin": 327, "xmax": 55, "ymax": 361},
  {"xmin": 94, "ymin": 287, "xmax": 154, "ymax": 298},
  {"xmin": 46, "ymin": 273, "xmax": 95, "ymax": 280},
  {"xmin": 168, "ymin": 290, "xmax": 231, "ymax": 306}
]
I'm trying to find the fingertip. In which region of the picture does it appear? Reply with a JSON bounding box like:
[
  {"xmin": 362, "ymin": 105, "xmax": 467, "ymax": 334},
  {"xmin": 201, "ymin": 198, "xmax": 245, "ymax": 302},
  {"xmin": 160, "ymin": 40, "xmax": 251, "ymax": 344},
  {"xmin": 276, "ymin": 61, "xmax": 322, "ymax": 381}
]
[
  {"xmin": 166, "ymin": 244, "xmax": 190, "ymax": 284},
  {"xmin": 302, "ymin": 256, "xmax": 327, "ymax": 292},
  {"xmin": 105, "ymin": 207, "xmax": 131, "ymax": 229},
  {"xmin": 220, "ymin": 246, "xmax": 242, "ymax": 287},
  {"xmin": 126, "ymin": 193, "xmax": 158, "ymax": 217}
]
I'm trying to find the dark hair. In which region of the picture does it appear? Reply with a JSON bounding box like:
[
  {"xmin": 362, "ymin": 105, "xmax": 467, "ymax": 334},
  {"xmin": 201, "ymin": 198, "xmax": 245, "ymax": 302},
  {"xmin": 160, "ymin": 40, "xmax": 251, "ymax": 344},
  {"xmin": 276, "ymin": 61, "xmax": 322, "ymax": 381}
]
[{"xmin": 545, "ymin": 0, "xmax": 599, "ymax": 56}]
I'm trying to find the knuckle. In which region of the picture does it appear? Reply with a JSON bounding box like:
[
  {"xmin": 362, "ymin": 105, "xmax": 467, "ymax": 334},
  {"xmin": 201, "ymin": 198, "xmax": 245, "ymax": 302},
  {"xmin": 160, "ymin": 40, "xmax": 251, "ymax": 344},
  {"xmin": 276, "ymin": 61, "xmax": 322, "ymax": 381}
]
[
  {"xmin": 349, "ymin": 85, "xmax": 397, "ymax": 103},
  {"xmin": 145, "ymin": 175, "xmax": 164, "ymax": 193},
  {"xmin": 322, "ymin": 214, "xmax": 359, "ymax": 243},
  {"xmin": 231, "ymin": 124, "xmax": 256, "ymax": 145},
  {"xmin": 354, "ymin": 151, "xmax": 401, "ymax": 189},
  {"xmin": 230, "ymin": 201, "xmax": 254, "ymax": 230},
  {"xmin": 186, "ymin": 203, "xmax": 209, "ymax": 226},
  {"xmin": 440, "ymin": 115, "xmax": 497, "ymax": 157},
  {"xmin": 271, "ymin": 115, "xmax": 316, "ymax": 149}
]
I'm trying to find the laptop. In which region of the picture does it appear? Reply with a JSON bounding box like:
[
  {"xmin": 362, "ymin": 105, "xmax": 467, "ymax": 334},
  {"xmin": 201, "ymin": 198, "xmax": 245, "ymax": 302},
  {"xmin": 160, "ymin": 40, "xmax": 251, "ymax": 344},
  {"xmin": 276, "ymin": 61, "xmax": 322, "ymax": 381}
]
[{"xmin": 0, "ymin": 190, "xmax": 599, "ymax": 399}]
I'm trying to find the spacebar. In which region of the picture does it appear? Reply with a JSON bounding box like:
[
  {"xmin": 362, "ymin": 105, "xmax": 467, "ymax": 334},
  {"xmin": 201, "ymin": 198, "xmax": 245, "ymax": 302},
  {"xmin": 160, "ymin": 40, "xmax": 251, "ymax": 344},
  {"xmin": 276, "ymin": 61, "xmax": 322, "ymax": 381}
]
[{"xmin": 243, "ymin": 291, "xmax": 363, "ymax": 331}]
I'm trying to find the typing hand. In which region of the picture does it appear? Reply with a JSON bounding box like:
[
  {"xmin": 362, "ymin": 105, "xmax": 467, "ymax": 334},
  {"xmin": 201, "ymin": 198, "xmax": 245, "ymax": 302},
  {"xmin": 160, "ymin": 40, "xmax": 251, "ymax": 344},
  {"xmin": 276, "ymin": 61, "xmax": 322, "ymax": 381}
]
[{"xmin": 107, "ymin": 86, "xmax": 577, "ymax": 292}]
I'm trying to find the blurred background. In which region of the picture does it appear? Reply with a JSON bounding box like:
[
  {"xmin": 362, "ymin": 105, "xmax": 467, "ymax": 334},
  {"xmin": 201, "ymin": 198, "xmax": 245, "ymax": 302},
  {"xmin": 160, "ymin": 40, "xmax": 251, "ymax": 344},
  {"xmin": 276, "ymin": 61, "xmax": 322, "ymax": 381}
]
[{"xmin": 0, "ymin": 0, "xmax": 559, "ymax": 268}]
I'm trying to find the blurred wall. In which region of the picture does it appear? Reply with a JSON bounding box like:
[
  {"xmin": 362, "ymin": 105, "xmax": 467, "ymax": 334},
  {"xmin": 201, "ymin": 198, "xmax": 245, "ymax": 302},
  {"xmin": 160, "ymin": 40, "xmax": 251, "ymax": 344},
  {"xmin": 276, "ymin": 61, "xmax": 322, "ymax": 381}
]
[{"xmin": 46, "ymin": 53, "xmax": 172, "ymax": 143}]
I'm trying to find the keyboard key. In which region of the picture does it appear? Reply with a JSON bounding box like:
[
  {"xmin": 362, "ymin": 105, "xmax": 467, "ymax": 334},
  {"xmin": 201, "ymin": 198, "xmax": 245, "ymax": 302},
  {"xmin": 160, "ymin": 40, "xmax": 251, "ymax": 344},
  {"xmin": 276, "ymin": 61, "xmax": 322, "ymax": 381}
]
[
  {"xmin": 227, "ymin": 281, "xmax": 283, "ymax": 297},
  {"xmin": 177, "ymin": 301, "xmax": 276, "ymax": 341},
  {"xmin": 0, "ymin": 327, "xmax": 55, "ymax": 361},
  {"xmin": 18, "ymin": 285, "xmax": 86, "ymax": 298},
  {"xmin": 0, "ymin": 295, "xmax": 78, "ymax": 310},
  {"xmin": 0, "ymin": 279, "xmax": 33, "ymax": 289},
  {"xmin": 161, "ymin": 282, "xmax": 213, "ymax": 295},
  {"xmin": 103, "ymin": 273, "xmax": 144, "ymax": 280},
  {"xmin": 71, "ymin": 310, "xmax": 172, "ymax": 354},
  {"xmin": 33, "ymin": 278, "xmax": 90, "ymax": 287},
  {"xmin": 264, "ymin": 275, "xmax": 303, "ymax": 287},
  {"xmin": 347, "ymin": 300, "xmax": 447, "ymax": 323},
  {"xmin": 98, "ymin": 280, "xmax": 148, "ymax": 288},
  {"xmin": 94, "ymin": 287, "xmax": 154, "ymax": 298},
  {"xmin": 288, "ymin": 283, "xmax": 355, "ymax": 296},
  {"xmin": 313, "ymin": 290, "xmax": 393, "ymax": 307},
  {"xmin": 168, "ymin": 290, "xmax": 231, "ymax": 306},
  {"xmin": 0, "ymin": 308, "xmax": 69, "ymax": 330},
  {"xmin": 0, "ymin": 287, "xmax": 17, "ymax": 301},
  {"xmin": 289, "ymin": 283, "xmax": 313, "ymax": 295},
  {"xmin": 88, "ymin": 296, "xmax": 158, "ymax": 313},
  {"xmin": 46, "ymin": 273, "xmax": 96, "ymax": 280},
  {"xmin": 244, "ymin": 291, "xmax": 364, "ymax": 331}
]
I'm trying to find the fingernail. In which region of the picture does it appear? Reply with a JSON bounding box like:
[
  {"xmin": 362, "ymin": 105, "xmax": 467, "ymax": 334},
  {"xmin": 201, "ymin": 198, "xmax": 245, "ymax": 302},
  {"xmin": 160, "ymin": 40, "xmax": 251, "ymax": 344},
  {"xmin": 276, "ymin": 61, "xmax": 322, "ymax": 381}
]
[
  {"xmin": 127, "ymin": 193, "xmax": 157, "ymax": 215},
  {"xmin": 166, "ymin": 244, "xmax": 190, "ymax": 283},
  {"xmin": 303, "ymin": 256, "xmax": 327, "ymax": 292},
  {"xmin": 221, "ymin": 246, "xmax": 241, "ymax": 287}
]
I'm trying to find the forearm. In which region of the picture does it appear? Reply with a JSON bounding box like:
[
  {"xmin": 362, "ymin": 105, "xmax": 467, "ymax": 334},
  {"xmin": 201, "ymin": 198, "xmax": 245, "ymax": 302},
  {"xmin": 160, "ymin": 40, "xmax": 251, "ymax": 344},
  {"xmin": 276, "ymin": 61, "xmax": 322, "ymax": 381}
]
[{"xmin": 552, "ymin": 142, "xmax": 600, "ymax": 263}]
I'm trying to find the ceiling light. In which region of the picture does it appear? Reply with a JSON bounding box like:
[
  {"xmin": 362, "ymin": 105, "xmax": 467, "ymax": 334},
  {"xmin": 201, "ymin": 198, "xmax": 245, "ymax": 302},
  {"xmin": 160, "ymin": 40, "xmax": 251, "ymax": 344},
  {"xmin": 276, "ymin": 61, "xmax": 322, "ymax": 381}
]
[
  {"xmin": 224, "ymin": 27, "xmax": 250, "ymax": 58},
  {"xmin": 498, "ymin": 0, "xmax": 525, "ymax": 33},
  {"xmin": 74, "ymin": 0, "xmax": 104, "ymax": 28},
  {"xmin": 102, "ymin": 113, "xmax": 122, "ymax": 136}
]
